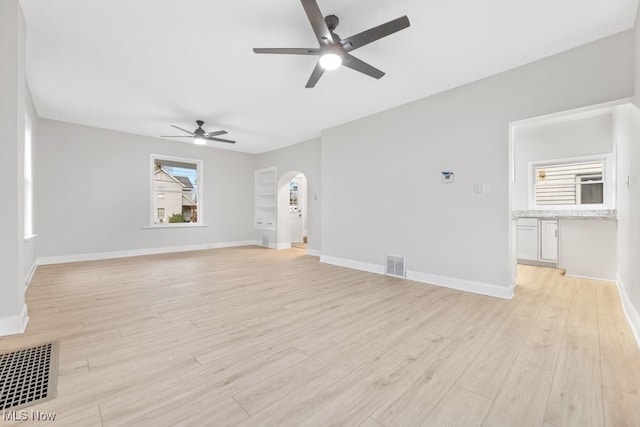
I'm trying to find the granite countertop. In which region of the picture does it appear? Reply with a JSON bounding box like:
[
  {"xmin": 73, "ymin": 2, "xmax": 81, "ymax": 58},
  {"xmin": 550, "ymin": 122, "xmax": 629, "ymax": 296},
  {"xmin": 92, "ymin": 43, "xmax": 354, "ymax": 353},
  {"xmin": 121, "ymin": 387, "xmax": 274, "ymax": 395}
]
[{"xmin": 512, "ymin": 209, "xmax": 616, "ymax": 220}]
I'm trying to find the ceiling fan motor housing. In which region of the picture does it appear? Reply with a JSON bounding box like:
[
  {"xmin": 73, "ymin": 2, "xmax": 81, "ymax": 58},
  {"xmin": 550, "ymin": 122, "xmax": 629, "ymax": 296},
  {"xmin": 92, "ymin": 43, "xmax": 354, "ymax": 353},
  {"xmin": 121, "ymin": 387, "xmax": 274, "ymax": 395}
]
[{"xmin": 324, "ymin": 14, "xmax": 339, "ymax": 31}]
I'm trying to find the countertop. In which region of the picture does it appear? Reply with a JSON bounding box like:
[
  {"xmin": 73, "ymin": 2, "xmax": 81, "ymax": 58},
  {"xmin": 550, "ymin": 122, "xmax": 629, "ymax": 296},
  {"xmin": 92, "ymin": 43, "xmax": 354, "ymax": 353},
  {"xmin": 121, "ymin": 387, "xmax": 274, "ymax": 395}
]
[{"xmin": 512, "ymin": 209, "xmax": 616, "ymax": 220}]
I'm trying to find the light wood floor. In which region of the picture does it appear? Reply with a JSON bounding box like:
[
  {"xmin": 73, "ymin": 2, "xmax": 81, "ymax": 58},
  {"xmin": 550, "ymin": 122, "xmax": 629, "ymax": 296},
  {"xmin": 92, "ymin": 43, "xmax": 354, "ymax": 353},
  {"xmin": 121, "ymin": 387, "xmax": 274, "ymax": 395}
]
[{"xmin": 1, "ymin": 246, "xmax": 639, "ymax": 426}]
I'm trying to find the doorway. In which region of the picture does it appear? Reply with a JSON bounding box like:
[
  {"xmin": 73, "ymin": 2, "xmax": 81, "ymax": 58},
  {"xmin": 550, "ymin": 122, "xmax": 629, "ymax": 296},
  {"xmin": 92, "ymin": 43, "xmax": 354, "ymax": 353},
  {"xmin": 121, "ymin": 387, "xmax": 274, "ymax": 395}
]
[
  {"xmin": 276, "ymin": 171, "xmax": 308, "ymax": 249},
  {"xmin": 289, "ymin": 175, "xmax": 306, "ymax": 248},
  {"xmin": 508, "ymin": 99, "xmax": 629, "ymax": 287}
]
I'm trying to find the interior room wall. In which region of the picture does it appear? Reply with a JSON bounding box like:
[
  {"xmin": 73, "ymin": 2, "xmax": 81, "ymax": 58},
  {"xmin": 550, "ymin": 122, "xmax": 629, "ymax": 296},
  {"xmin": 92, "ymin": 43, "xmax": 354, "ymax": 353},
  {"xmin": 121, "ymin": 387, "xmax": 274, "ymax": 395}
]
[
  {"xmin": 0, "ymin": 0, "xmax": 29, "ymax": 335},
  {"xmin": 512, "ymin": 113, "xmax": 614, "ymax": 210},
  {"xmin": 254, "ymin": 138, "xmax": 321, "ymax": 254},
  {"xmin": 35, "ymin": 119, "xmax": 256, "ymax": 262},
  {"xmin": 614, "ymin": 7, "xmax": 640, "ymax": 346},
  {"xmin": 321, "ymin": 31, "xmax": 634, "ymax": 297}
]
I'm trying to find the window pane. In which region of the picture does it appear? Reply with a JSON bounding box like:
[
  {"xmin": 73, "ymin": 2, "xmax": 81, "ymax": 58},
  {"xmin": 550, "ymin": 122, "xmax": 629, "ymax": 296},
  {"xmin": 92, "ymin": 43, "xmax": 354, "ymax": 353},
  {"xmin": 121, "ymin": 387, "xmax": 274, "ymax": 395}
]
[
  {"xmin": 152, "ymin": 157, "xmax": 200, "ymax": 224},
  {"xmin": 24, "ymin": 115, "xmax": 33, "ymax": 237},
  {"xmin": 580, "ymin": 182, "xmax": 603, "ymax": 204}
]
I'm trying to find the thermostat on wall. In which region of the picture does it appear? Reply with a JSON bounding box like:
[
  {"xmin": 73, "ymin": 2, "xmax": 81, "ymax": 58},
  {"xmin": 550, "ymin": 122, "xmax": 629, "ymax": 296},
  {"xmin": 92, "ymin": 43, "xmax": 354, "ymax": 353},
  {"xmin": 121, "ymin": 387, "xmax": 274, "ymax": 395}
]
[{"xmin": 441, "ymin": 171, "xmax": 454, "ymax": 183}]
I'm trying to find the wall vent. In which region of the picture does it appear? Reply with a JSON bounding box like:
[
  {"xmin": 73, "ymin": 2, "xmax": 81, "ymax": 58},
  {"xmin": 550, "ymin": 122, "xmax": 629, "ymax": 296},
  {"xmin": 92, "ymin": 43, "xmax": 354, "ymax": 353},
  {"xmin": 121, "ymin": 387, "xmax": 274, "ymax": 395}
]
[{"xmin": 385, "ymin": 254, "xmax": 406, "ymax": 278}]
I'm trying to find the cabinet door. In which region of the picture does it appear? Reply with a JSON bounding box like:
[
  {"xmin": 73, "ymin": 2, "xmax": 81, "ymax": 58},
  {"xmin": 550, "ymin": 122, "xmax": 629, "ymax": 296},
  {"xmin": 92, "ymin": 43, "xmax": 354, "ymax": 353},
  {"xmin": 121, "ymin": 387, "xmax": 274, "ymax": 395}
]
[
  {"xmin": 540, "ymin": 220, "xmax": 558, "ymax": 262},
  {"xmin": 517, "ymin": 226, "xmax": 538, "ymax": 261}
]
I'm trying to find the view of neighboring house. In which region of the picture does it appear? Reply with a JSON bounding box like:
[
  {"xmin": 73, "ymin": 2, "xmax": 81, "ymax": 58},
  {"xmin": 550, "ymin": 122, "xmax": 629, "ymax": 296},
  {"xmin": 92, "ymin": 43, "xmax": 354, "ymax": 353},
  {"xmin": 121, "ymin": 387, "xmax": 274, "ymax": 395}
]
[{"xmin": 153, "ymin": 168, "xmax": 197, "ymax": 223}]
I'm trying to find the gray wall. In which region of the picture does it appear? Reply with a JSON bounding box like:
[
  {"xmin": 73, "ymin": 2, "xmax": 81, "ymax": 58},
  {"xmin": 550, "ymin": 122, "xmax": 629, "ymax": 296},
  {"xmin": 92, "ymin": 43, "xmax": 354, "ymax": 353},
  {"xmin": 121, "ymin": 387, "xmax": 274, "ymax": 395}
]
[
  {"xmin": 0, "ymin": 0, "xmax": 28, "ymax": 333},
  {"xmin": 255, "ymin": 138, "xmax": 322, "ymax": 253},
  {"xmin": 513, "ymin": 113, "xmax": 613, "ymax": 210},
  {"xmin": 36, "ymin": 119, "xmax": 256, "ymax": 260},
  {"xmin": 321, "ymin": 31, "xmax": 634, "ymax": 293}
]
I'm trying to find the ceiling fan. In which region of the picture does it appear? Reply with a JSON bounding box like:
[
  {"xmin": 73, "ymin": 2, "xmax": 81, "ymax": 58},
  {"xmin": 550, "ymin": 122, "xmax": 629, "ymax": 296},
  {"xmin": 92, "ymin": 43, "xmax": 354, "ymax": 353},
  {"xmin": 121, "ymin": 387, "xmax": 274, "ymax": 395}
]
[
  {"xmin": 161, "ymin": 120, "xmax": 235, "ymax": 145},
  {"xmin": 253, "ymin": 0, "xmax": 410, "ymax": 88}
]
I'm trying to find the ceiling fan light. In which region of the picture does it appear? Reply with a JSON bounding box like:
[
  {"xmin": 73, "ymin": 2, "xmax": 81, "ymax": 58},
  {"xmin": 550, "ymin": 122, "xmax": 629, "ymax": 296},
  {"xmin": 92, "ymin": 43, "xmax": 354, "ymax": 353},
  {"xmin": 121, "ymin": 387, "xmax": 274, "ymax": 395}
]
[
  {"xmin": 319, "ymin": 53, "xmax": 342, "ymax": 70},
  {"xmin": 193, "ymin": 135, "xmax": 207, "ymax": 145}
]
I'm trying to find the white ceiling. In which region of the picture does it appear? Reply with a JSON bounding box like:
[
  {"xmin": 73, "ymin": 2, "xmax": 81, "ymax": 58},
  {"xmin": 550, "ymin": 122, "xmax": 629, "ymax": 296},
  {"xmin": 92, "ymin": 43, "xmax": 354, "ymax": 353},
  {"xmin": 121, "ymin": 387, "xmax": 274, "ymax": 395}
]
[{"xmin": 19, "ymin": 0, "xmax": 638, "ymax": 154}]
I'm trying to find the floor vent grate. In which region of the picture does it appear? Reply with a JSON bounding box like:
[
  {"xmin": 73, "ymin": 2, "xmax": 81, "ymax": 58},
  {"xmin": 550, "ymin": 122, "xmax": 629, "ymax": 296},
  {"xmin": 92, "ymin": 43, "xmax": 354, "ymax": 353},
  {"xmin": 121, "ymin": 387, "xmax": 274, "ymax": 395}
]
[
  {"xmin": 0, "ymin": 342, "xmax": 59, "ymax": 411},
  {"xmin": 385, "ymin": 254, "xmax": 406, "ymax": 278}
]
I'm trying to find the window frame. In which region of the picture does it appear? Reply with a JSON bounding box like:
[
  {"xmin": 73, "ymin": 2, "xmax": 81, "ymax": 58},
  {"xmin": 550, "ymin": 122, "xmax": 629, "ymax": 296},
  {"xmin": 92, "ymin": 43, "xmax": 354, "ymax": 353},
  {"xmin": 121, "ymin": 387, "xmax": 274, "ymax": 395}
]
[
  {"xmin": 24, "ymin": 113, "xmax": 35, "ymax": 239},
  {"xmin": 148, "ymin": 154, "xmax": 204, "ymax": 228},
  {"xmin": 528, "ymin": 154, "xmax": 613, "ymax": 210}
]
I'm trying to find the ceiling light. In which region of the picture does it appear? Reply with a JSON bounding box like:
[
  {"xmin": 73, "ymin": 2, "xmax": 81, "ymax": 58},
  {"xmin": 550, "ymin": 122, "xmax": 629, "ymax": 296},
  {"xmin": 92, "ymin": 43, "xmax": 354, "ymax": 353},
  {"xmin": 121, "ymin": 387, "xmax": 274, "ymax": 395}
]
[
  {"xmin": 193, "ymin": 135, "xmax": 207, "ymax": 145},
  {"xmin": 319, "ymin": 53, "xmax": 342, "ymax": 70}
]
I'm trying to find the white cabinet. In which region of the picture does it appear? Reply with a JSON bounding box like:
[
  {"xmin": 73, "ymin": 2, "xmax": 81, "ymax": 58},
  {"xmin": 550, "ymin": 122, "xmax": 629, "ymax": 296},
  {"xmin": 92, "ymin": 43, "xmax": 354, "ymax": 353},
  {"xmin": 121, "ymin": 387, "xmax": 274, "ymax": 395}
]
[
  {"xmin": 517, "ymin": 219, "xmax": 538, "ymax": 261},
  {"xmin": 516, "ymin": 217, "xmax": 557, "ymax": 265},
  {"xmin": 539, "ymin": 220, "xmax": 558, "ymax": 262},
  {"xmin": 255, "ymin": 167, "xmax": 276, "ymax": 230}
]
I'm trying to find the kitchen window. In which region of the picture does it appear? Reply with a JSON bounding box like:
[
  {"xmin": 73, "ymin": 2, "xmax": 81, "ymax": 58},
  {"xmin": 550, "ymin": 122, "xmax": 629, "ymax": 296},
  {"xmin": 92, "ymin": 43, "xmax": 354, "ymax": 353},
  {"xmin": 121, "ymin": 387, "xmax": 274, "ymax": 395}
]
[{"xmin": 531, "ymin": 157, "xmax": 609, "ymax": 208}]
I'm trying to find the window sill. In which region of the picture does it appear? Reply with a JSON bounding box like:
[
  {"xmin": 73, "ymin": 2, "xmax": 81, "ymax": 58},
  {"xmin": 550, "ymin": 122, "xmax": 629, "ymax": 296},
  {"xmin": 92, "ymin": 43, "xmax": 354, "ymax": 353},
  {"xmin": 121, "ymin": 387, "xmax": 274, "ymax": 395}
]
[
  {"xmin": 24, "ymin": 234, "xmax": 38, "ymax": 242},
  {"xmin": 143, "ymin": 224, "xmax": 208, "ymax": 229}
]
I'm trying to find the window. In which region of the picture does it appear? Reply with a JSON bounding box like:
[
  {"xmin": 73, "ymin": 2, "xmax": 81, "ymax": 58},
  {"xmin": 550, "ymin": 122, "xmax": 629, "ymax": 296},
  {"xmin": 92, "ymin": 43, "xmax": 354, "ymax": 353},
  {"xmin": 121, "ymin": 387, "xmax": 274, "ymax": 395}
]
[
  {"xmin": 24, "ymin": 114, "xmax": 34, "ymax": 238},
  {"xmin": 532, "ymin": 158, "xmax": 607, "ymax": 208},
  {"xmin": 150, "ymin": 155, "xmax": 203, "ymax": 225}
]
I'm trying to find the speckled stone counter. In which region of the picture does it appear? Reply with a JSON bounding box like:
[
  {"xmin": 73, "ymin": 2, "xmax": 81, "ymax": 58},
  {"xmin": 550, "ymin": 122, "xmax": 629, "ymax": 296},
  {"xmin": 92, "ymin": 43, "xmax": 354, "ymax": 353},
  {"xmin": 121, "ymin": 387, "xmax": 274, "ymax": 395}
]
[{"xmin": 512, "ymin": 209, "xmax": 616, "ymax": 220}]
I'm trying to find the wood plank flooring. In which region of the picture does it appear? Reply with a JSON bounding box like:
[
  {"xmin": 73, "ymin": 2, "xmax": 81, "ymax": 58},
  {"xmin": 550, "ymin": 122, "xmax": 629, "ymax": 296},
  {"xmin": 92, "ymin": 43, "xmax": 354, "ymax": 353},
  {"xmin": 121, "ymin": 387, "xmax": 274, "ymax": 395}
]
[{"xmin": 1, "ymin": 246, "xmax": 639, "ymax": 426}]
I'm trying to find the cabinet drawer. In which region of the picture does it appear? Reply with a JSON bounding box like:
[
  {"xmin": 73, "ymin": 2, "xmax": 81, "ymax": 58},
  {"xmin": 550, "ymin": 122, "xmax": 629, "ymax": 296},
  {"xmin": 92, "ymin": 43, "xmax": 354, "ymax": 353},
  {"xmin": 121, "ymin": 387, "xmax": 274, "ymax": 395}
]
[{"xmin": 517, "ymin": 218, "xmax": 538, "ymax": 227}]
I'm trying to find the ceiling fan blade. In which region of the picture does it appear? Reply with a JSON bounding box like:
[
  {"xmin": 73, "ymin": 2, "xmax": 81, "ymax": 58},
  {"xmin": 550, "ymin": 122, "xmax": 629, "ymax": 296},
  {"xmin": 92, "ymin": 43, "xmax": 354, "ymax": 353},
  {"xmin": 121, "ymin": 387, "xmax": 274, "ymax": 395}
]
[
  {"xmin": 305, "ymin": 62, "xmax": 326, "ymax": 88},
  {"xmin": 170, "ymin": 125, "xmax": 195, "ymax": 135},
  {"xmin": 300, "ymin": 0, "xmax": 333, "ymax": 45},
  {"xmin": 206, "ymin": 136, "xmax": 236, "ymax": 144},
  {"xmin": 161, "ymin": 135, "xmax": 194, "ymax": 138},
  {"xmin": 342, "ymin": 54, "xmax": 385, "ymax": 79},
  {"xmin": 253, "ymin": 48, "xmax": 320, "ymax": 55},
  {"xmin": 205, "ymin": 130, "xmax": 228, "ymax": 137},
  {"xmin": 342, "ymin": 15, "xmax": 410, "ymax": 52}
]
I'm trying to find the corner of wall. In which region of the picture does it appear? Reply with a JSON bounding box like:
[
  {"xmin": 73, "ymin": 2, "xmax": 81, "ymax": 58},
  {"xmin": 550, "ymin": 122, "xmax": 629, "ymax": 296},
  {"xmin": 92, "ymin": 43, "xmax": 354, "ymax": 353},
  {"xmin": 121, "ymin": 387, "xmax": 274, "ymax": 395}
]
[
  {"xmin": 617, "ymin": 275, "xmax": 640, "ymax": 350},
  {"xmin": 0, "ymin": 304, "xmax": 29, "ymax": 337}
]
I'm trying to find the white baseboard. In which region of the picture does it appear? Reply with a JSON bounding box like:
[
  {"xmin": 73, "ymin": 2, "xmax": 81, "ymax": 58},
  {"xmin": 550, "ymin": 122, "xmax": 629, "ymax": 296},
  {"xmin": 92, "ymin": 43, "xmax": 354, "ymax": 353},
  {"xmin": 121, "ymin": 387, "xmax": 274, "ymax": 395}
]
[
  {"xmin": 0, "ymin": 304, "xmax": 29, "ymax": 337},
  {"xmin": 37, "ymin": 240, "xmax": 257, "ymax": 265},
  {"xmin": 253, "ymin": 240, "xmax": 278, "ymax": 249},
  {"xmin": 305, "ymin": 249, "xmax": 321, "ymax": 257},
  {"xmin": 320, "ymin": 255, "xmax": 385, "ymax": 275},
  {"xmin": 25, "ymin": 261, "xmax": 37, "ymax": 289},
  {"xmin": 616, "ymin": 275, "xmax": 640, "ymax": 350},
  {"xmin": 319, "ymin": 255, "xmax": 513, "ymax": 299},
  {"xmin": 564, "ymin": 273, "xmax": 616, "ymax": 283},
  {"xmin": 407, "ymin": 270, "xmax": 514, "ymax": 300},
  {"xmin": 276, "ymin": 242, "xmax": 292, "ymax": 250}
]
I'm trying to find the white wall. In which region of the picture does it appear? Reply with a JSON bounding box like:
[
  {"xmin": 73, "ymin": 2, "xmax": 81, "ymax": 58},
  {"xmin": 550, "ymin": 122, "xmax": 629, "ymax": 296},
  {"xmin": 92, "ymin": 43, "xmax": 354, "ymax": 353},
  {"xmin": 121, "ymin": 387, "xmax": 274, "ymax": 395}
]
[
  {"xmin": 321, "ymin": 31, "xmax": 634, "ymax": 297},
  {"xmin": 36, "ymin": 119, "xmax": 256, "ymax": 262},
  {"xmin": 0, "ymin": 0, "xmax": 29, "ymax": 335},
  {"xmin": 614, "ymin": 6, "xmax": 640, "ymax": 346},
  {"xmin": 254, "ymin": 138, "xmax": 322, "ymax": 253},
  {"xmin": 512, "ymin": 113, "xmax": 613, "ymax": 210}
]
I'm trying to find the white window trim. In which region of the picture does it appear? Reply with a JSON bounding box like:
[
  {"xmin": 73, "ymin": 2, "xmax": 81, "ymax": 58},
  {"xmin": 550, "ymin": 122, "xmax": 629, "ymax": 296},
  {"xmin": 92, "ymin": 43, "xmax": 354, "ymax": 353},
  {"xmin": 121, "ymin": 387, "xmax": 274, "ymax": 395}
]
[
  {"xmin": 528, "ymin": 154, "xmax": 614, "ymax": 210},
  {"xmin": 148, "ymin": 154, "xmax": 205, "ymax": 228},
  {"xmin": 24, "ymin": 113, "xmax": 35, "ymax": 239}
]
